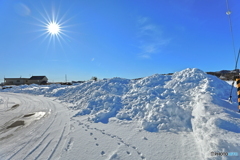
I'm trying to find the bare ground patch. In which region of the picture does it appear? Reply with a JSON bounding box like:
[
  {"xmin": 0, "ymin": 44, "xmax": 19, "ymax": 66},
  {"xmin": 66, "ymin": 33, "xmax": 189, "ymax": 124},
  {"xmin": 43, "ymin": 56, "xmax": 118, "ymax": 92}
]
[
  {"xmin": 11, "ymin": 104, "xmax": 19, "ymax": 109},
  {"xmin": 23, "ymin": 113, "xmax": 35, "ymax": 117},
  {"xmin": 0, "ymin": 111, "xmax": 46, "ymax": 134},
  {"xmin": 6, "ymin": 121, "xmax": 25, "ymax": 129}
]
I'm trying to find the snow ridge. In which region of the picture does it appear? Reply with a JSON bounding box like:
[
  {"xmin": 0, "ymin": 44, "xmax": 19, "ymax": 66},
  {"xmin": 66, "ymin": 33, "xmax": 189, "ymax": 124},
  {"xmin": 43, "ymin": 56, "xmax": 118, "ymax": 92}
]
[{"xmin": 2, "ymin": 68, "xmax": 240, "ymax": 159}]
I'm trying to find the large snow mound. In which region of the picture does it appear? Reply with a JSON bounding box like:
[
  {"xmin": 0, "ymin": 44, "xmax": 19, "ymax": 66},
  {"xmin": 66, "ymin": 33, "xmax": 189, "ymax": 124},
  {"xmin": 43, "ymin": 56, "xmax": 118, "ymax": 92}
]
[
  {"xmin": 2, "ymin": 68, "xmax": 240, "ymax": 159},
  {"xmin": 1, "ymin": 68, "xmax": 237, "ymax": 132}
]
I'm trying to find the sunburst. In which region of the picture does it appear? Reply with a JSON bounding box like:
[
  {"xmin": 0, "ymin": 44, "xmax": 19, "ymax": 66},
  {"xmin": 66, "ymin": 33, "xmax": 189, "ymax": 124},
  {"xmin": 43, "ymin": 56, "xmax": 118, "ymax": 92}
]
[
  {"xmin": 31, "ymin": 3, "xmax": 73, "ymax": 49},
  {"xmin": 47, "ymin": 21, "xmax": 61, "ymax": 35}
]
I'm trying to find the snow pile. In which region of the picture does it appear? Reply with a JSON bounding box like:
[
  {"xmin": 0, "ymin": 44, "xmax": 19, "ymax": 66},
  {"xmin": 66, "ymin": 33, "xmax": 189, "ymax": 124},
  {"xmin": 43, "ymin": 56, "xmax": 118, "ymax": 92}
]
[
  {"xmin": 65, "ymin": 77, "xmax": 131, "ymax": 124},
  {"xmin": 1, "ymin": 69, "xmax": 237, "ymax": 131},
  {"xmin": 2, "ymin": 68, "xmax": 240, "ymax": 159},
  {"xmin": 119, "ymin": 73, "xmax": 192, "ymax": 132}
]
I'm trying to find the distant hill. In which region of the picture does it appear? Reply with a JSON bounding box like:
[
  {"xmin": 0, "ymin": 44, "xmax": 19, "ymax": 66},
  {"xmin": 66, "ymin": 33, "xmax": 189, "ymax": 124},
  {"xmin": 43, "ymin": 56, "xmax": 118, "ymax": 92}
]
[
  {"xmin": 160, "ymin": 69, "xmax": 240, "ymax": 81},
  {"xmin": 206, "ymin": 69, "xmax": 240, "ymax": 80}
]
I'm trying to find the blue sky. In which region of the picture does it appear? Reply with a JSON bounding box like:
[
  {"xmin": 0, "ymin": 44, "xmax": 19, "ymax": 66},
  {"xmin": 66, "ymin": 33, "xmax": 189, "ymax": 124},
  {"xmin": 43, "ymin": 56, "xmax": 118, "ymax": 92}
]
[{"xmin": 1, "ymin": 0, "xmax": 240, "ymax": 82}]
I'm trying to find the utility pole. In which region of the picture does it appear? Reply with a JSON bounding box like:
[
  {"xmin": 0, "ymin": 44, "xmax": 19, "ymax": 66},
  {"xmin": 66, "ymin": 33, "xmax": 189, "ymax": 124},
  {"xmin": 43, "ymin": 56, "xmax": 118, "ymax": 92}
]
[{"xmin": 65, "ymin": 74, "xmax": 67, "ymax": 83}]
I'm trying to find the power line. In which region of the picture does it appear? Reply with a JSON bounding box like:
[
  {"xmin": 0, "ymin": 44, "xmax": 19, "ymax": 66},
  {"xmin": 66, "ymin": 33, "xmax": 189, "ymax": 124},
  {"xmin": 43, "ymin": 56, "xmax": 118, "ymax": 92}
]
[
  {"xmin": 226, "ymin": 0, "xmax": 239, "ymax": 102},
  {"xmin": 225, "ymin": 0, "xmax": 237, "ymax": 61}
]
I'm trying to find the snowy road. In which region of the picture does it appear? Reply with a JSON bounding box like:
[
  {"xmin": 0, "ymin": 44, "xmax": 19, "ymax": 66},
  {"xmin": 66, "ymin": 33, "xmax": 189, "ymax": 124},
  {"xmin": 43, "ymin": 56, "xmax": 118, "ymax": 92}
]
[
  {"xmin": 0, "ymin": 92, "xmax": 70, "ymax": 160},
  {"xmin": 0, "ymin": 92, "xmax": 202, "ymax": 160}
]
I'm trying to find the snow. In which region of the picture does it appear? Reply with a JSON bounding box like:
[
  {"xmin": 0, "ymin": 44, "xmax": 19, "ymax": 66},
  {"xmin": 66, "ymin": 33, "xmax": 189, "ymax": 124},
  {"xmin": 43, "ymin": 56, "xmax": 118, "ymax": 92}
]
[
  {"xmin": 0, "ymin": 93, "xmax": 70, "ymax": 160},
  {"xmin": 226, "ymin": 80, "xmax": 235, "ymax": 86},
  {"xmin": 1, "ymin": 68, "xmax": 240, "ymax": 159}
]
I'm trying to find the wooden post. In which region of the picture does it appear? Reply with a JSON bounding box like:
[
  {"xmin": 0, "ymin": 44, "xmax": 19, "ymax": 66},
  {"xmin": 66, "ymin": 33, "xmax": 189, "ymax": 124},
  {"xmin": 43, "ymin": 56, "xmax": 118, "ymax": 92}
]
[{"xmin": 236, "ymin": 77, "xmax": 240, "ymax": 112}]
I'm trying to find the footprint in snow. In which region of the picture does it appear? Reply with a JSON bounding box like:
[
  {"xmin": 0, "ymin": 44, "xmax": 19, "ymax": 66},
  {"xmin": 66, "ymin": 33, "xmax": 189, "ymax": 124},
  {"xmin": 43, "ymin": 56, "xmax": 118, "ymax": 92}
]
[
  {"xmin": 85, "ymin": 124, "xmax": 90, "ymax": 128},
  {"xmin": 143, "ymin": 137, "xmax": 148, "ymax": 140},
  {"xmin": 65, "ymin": 137, "xmax": 74, "ymax": 151},
  {"xmin": 77, "ymin": 121, "xmax": 83, "ymax": 125},
  {"xmin": 70, "ymin": 124, "xmax": 75, "ymax": 131},
  {"xmin": 77, "ymin": 121, "xmax": 146, "ymax": 160}
]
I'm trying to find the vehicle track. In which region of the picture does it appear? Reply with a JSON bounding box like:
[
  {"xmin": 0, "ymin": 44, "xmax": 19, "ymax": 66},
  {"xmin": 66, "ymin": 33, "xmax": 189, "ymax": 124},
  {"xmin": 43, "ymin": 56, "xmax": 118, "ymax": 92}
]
[
  {"xmin": 48, "ymin": 126, "xmax": 66, "ymax": 160},
  {"xmin": 0, "ymin": 93, "xmax": 70, "ymax": 160}
]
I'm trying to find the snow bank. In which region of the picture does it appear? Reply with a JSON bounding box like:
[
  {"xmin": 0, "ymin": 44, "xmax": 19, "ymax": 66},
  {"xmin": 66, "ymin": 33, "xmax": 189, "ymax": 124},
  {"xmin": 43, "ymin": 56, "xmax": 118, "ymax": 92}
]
[{"xmin": 2, "ymin": 68, "xmax": 240, "ymax": 159}]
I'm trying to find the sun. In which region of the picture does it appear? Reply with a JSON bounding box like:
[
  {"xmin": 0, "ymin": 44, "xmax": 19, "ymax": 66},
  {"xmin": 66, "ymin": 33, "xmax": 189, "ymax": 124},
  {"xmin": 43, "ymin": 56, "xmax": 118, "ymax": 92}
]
[
  {"xmin": 31, "ymin": 2, "xmax": 75, "ymax": 48},
  {"xmin": 47, "ymin": 22, "xmax": 61, "ymax": 35}
]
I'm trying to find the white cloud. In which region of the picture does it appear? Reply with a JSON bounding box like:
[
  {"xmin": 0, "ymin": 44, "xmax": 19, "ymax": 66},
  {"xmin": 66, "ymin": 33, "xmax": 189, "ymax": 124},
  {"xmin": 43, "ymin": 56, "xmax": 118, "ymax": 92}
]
[
  {"xmin": 14, "ymin": 3, "xmax": 31, "ymax": 16},
  {"xmin": 140, "ymin": 54, "xmax": 151, "ymax": 59},
  {"xmin": 137, "ymin": 16, "xmax": 149, "ymax": 25},
  {"xmin": 136, "ymin": 16, "xmax": 171, "ymax": 58}
]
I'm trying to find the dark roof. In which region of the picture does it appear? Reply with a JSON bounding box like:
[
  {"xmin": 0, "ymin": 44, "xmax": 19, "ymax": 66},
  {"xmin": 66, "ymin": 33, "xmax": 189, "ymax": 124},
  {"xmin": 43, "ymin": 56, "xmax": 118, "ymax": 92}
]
[
  {"xmin": 29, "ymin": 76, "xmax": 46, "ymax": 80},
  {"xmin": 4, "ymin": 78, "xmax": 28, "ymax": 80}
]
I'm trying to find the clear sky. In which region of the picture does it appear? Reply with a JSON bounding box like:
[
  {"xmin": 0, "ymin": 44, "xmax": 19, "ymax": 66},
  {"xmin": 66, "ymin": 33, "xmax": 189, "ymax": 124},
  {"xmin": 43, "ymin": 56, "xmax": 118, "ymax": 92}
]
[{"xmin": 1, "ymin": 0, "xmax": 240, "ymax": 82}]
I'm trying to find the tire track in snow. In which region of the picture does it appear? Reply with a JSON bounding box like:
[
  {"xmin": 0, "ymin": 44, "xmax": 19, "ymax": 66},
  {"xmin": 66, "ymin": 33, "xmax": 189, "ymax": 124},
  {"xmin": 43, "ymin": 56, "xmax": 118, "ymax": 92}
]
[
  {"xmin": 0, "ymin": 93, "xmax": 70, "ymax": 160},
  {"xmin": 4, "ymin": 97, "xmax": 9, "ymax": 109},
  {"xmin": 8, "ymin": 117, "xmax": 55, "ymax": 160},
  {"xmin": 34, "ymin": 139, "xmax": 53, "ymax": 160},
  {"xmin": 21, "ymin": 113, "xmax": 58, "ymax": 160},
  {"xmin": 31, "ymin": 101, "xmax": 69, "ymax": 160},
  {"xmin": 8, "ymin": 104, "xmax": 57, "ymax": 160},
  {"xmin": 48, "ymin": 126, "xmax": 66, "ymax": 160},
  {"xmin": 64, "ymin": 124, "xmax": 75, "ymax": 152},
  {"xmin": 22, "ymin": 133, "xmax": 51, "ymax": 160},
  {"xmin": 0, "ymin": 96, "xmax": 9, "ymax": 112}
]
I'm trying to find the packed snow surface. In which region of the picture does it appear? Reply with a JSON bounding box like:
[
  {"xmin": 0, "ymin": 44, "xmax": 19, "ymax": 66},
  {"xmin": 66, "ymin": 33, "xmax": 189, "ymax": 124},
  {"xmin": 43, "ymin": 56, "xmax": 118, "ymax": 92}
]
[{"xmin": 1, "ymin": 68, "xmax": 240, "ymax": 160}]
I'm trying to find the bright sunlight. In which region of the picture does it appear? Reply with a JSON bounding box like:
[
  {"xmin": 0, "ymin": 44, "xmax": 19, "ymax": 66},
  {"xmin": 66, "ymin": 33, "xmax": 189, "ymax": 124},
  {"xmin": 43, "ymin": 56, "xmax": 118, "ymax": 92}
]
[
  {"xmin": 31, "ymin": 3, "xmax": 74, "ymax": 48},
  {"xmin": 47, "ymin": 21, "xmax": 61, "ymax": 35}
]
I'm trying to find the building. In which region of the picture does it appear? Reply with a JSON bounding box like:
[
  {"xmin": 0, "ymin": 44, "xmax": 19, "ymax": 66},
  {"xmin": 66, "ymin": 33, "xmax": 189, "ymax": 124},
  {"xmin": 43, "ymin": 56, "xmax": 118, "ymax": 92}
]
[
  {"xmin": 4, "ymin": 78, "xmax": 29, "ymax": 85},
  {"xmin": 28, "ymin": 76, "xmax": 48, "ymax": 85},
  {"xmin": 4, "ymin": 76, "xmax": 48, "ymax": 85},
  {"xmin": 72, "ymin": 80, "xmax": 85, "ymax": 84}
]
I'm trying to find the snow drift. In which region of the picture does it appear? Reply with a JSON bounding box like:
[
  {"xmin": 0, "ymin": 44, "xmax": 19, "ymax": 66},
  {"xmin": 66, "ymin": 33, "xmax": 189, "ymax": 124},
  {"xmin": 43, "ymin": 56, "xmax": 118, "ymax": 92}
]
[{"xmin": 2, "ymin": 68, "xmax": 240, "ymax": 159}]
